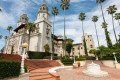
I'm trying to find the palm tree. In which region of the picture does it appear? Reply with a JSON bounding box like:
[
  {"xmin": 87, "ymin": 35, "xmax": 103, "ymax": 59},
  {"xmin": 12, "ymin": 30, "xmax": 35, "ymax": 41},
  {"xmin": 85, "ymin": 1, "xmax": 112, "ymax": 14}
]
[
  {"xmin": 51, "ymin": 7, "xmax": 59, "ymax": 60},
  {"xmin": 60, "ymin": 0, "xmax": 70, "ymax": 57},
  {"xmin": 0, "ymin": 8, "xmax": 2, "ymax": 12},
  {"xmin": 114, "ymin": 13, "xmax": 120, "ymax": 28},
  {"xmin": 101, "ymin": 22, "xmax": 113, "ymax": 48},
  {"xmin": 101, "ymin": 22, "xmax": 108, "ymax": 28},
  {"xmin": 7, "ymin": 26, "xmax": 13, "ymax": 36},
  {"xmin": 96, "ymin": 0, "xmax": 106, "ymax": 22},
  {"xmin": 4, "ymin": 36, "xmax": 7, "ymax": 42},
  {"xmin": 25, "ymin": 22, "xmax": 37, "ymax": 50},
  {"xmin": 92, "ymin": 16, "xmax": 100, "ymax": 47},
  {"xmin": 107, "ymin": 5, "xmax": 117, "ymax": 42},
  {"xmin": 79, "ymin": 12, "xmax": 88, "ymax": 56},
  {"xmin": 96, "ymin": 0, "xmax": 113, "ymax": 49},
  {"xmin": 0, "ymin": 35, "xmax": 2, "ymax": 39}
]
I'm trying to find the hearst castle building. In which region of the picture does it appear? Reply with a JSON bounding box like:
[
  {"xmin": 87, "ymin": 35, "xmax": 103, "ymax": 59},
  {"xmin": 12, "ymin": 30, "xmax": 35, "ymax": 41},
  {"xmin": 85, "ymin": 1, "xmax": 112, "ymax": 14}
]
[{"xmin": 4, "ymin": 3, "xmax": 95, "ymax": 56}]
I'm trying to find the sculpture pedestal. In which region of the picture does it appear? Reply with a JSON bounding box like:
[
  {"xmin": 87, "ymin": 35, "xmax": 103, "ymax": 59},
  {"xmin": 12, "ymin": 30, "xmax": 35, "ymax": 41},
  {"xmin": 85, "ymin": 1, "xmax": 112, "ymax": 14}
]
[{"xmin": 83, "ymin": 62, "xmax": 108, "ymax": 77}]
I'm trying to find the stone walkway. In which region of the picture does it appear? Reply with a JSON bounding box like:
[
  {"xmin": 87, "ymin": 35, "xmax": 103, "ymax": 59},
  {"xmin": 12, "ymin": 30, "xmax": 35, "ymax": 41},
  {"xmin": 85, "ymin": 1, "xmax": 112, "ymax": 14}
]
[{"xmin": 57, "ymin": 67, "xmax": 120, "ymax": 80}]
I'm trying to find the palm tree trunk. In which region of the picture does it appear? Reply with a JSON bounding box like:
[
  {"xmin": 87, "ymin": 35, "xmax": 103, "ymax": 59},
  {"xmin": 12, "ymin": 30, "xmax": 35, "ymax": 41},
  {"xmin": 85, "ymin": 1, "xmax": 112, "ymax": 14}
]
[
  {"xmin": 52, "ymin": 15, "xmax": 55, "ymax": 60},
  {"xmin": 94, "ymin": 22, "xmax": 100, "ymax": 47},
  {"xmin": 82, "ymin": 21, "xmax": 88, "ymax": 56},
  {"xmin": 118, "ymin": 19, "xmax": 120, "ymax": 29},
  {"xmin": 100, "ymin": 2, "xmax": 112, "ymax": 48},
  {"xmin": 64, "ymin": 7, "xmax": 66, "ymax": 58},
  {"xmin": 82, "ymin": 21, "xmax": 85, "ymax": 37},
  {"xmin": 112, "ymin": 14, "xmax": 117, "ymax": 42},
  {"xmin": 100, "ymin": 2, "xmax": 106, "ymax": 23}
]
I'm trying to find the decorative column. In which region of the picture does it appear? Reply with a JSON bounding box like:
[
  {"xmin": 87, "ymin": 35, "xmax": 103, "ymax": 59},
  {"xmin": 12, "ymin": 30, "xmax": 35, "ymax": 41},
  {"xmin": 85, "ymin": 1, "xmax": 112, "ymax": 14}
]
[
  {"xmin": 20, "ymin": 43, "xmax": 28, "ymax": 74},
  {"xmin": 112, "ymin": 52, "xmax": 120, "ymax": 69},
  {"xmin": 73, "ymin": 48, "xmax": 77, "ymax": 68},
  {"xmin": 74, "ymin": 54, "xmax": 76, "ymax": 63},
  {"xmin": 113, "ymin": 52, "xmax": 118, "ymax": 64}
]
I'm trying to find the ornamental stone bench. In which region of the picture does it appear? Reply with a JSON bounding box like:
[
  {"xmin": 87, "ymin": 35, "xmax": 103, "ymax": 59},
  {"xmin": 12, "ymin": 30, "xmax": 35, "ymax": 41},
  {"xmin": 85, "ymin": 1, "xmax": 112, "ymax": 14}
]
[{"xmin": 48, "ymin": 66, "xmax": 73, "ymax": 80}]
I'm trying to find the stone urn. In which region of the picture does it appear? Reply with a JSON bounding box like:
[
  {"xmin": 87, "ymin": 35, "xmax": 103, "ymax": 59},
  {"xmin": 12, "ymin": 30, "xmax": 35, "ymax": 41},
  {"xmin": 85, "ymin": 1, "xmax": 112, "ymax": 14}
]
[{"xmin": 77, "ymin": 61, "xmax": 80, "ymax": 67}]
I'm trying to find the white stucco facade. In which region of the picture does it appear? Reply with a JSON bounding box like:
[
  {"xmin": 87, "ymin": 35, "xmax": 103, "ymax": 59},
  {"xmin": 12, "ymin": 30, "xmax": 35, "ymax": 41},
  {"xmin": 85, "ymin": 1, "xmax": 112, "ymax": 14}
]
[{"xmin": 4, "ymin": 3, "xmax": 52, "ymax": 55}]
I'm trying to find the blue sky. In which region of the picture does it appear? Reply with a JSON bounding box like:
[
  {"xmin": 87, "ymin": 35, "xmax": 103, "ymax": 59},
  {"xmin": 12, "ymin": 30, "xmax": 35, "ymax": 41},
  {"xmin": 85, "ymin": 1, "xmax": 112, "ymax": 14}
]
[{"xmin": 0, "ymin": 0, "xmax": 120, "ymax": 50}]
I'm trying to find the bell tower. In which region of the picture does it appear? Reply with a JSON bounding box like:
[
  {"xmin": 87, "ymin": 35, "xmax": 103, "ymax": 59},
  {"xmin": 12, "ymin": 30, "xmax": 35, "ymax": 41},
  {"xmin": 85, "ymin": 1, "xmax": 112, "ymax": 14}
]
[
  {"xmin": 35, "ymin": 3, "xmax": 52, "ymax": 52},
  {"xmin": 17, "ymin": 13, "xmax": 29, "ymax": 27},
  {"xmin": 37, "ymin": 3, "xmax": 50, "ymax": 20}
]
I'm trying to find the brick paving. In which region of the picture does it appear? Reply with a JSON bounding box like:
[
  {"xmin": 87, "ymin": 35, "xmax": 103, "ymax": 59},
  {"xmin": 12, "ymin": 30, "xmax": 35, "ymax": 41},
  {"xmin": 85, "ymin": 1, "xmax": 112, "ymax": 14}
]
[{"xmin": 57, "ymin": 67, "xmax": 120, "ymax": 80}]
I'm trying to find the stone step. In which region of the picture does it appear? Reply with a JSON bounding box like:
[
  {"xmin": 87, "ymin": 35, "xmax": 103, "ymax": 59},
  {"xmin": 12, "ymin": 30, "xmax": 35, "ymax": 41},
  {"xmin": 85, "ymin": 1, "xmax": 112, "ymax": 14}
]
[
  {"xmin": 25, "ymin": 60, "xmax": 61, "ymax": 71},
  {"xmin": 30, "ymin": 74, "xmax": 55, "ymax": 80}
]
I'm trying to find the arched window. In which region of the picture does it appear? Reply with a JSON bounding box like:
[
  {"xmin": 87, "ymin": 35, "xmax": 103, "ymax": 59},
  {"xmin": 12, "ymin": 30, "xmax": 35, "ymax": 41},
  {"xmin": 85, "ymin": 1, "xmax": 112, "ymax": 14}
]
[
  {"xmin": 81, "ymin": 47, "xmax": 83, "ymax": 49},
  {"xmin": 43, "ymin": 7, "xmax": 46, "ymax": 10},
  {"xmin": 90, "ymin": 45, "xmax": 93, "ymax": 48}
]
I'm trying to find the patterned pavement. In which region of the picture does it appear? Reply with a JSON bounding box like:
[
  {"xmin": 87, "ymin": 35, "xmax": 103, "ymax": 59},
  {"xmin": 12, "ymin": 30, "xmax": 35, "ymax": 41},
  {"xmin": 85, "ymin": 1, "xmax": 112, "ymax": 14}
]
[{"xmin": 57, "ymin": 67, "xmax": 120, "ymax": 80}]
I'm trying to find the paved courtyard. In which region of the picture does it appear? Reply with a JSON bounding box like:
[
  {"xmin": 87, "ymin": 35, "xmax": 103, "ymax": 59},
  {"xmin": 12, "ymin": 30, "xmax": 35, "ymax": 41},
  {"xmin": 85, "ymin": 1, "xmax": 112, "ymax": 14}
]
[{"xmin": 57, "ymin": 67, "xmax": 120, "ymax": 80}]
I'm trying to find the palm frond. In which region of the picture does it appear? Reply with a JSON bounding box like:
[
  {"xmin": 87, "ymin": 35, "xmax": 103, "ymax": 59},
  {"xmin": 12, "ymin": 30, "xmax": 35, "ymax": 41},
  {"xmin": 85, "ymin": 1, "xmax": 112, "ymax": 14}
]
[
  {"xmin": 92, "ymin": 16, "xmax": 98, "ymax": 22},
  {"xmin": 79, "ymin": 12, "xmax": 86, "ymax": 21},
  {"xmin": 60, "ymin": 0, "xmax": 70, "ymax": 10},
  {"xmin": 101, "ymin": 22, "xmax": 108, "ymax": 28},
  {"xmin": 114, "ymin": 13, "xmax": 120, "ymax": 20},
  {"xmin": 107, "ymin": 5, "xmax": 117, "ymax": 14},
  {"xmin": 51, "ymin": 7, "xmax": 59, "ymax": 16}
]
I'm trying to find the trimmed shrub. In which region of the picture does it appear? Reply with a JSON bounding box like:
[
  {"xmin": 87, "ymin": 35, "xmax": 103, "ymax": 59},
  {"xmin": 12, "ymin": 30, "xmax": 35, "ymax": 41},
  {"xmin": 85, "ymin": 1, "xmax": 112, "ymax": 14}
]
[
  {"xmin": 86, "ymin": 56, "xmax": 96, "ymax": 60},
  {"xmin": 76, "ymin": 57, "xmax": 86, "ymax": 61},
  {"xmin": 28, "ymin": 51, "xmax": 57, "ymax": 59},
  {"xmin": 44, "ymin": 56, "xmax": 58, "ymax": 60},
  {"xmin": 100, "ymin": 57, "xmax": 114, "ymax": 60},
  {"xmin": 61, "ymin": 59, "xmax": 74, "ymax": 65},
  {"xmin": 0, "ymin": 60, "xmax": 27, "ymax": 79}
]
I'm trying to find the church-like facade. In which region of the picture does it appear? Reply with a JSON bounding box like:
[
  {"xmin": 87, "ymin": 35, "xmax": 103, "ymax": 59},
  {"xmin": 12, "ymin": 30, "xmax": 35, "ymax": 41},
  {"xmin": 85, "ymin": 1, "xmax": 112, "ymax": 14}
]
[
  {"xmin": 4, "ymin": 3, "xmax": 95, "ymax": 56},
  {"xmin": 4, "ymin": 3, "xmax": 52, "ymax": 55}
]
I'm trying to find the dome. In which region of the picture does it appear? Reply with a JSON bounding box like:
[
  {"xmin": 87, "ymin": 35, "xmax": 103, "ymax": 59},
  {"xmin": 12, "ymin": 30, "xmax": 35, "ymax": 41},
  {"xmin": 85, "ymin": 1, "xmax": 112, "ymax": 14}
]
[{"xmin": 39, "ymin": 3, "xmax": 48, "ymax": 11}]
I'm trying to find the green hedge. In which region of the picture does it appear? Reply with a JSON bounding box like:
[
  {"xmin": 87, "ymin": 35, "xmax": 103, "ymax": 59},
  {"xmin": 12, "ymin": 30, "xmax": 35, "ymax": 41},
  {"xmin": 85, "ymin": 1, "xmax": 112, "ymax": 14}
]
[
  {"xmin": 100, "ymin": 57, "xmax": 114, "ymax": 60},
  {"xmin": 0, "ymin": 60, "xmax": 27, "ymax": 79},
  {"xmin": 28, "ymin": 51, "xmax": 57, "ymax": 59},
  {"xmin": 44, "ymin": 56, "xmax": 58, "ymax": 60},
  {"xmin": 75, "ymin": 56, "xmax": 86, "ymax": 61},
  {"xmin": 61, "ymin": 59, "xmax": 74, "ymax": 65},
  {"xmin": 86, "ymin": 56, "xmax": 96, "ymax": 60},
  {"xmin": 76, "ymin": 57, "xmax": 86, "ymax": 61}
]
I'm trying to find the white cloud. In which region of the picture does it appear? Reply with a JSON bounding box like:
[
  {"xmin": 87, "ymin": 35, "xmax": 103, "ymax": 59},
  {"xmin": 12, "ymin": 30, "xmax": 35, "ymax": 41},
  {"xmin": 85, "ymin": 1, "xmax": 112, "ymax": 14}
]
[
  {"xmin": 71, "ymin": 0, "xmax": 86, "ymax": 2},
  {"xmin": 52, "ymin": 0, "xmax": 120, "ymax": 48},
  {"xmin": 0, "ymin": 10, "xmax": 16, "ymax": 29},
  {"xmin": 70, "ymin": 0, "xmax": 93, "ymax": 3}
]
